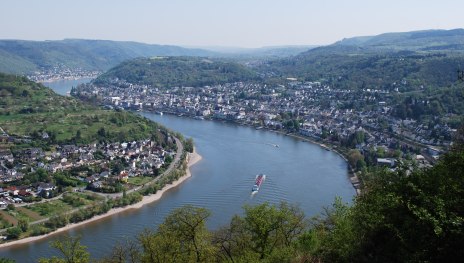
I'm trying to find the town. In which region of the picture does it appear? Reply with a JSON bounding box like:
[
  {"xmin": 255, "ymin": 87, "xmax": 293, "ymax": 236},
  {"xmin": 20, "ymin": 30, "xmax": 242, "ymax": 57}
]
[
  {"xmin": 0, "ymin": 126, "xmax": 176, "ymax": 208},
  {"xmin": 27, "ymin": 66, "xmax": 100, "ymax": 83},
  {"xmin": 74, "ymin": 79, "xmax": 454, "ymax": 173}
]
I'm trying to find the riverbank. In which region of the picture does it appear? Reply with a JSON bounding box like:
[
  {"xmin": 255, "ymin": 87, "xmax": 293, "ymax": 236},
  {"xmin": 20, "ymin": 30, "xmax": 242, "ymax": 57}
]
[
  {"xmin": 275, "ymin": 131, "xmax": 361, "ymax": 195},
  {"xmin": 0, "ymin": 149, "xmax": 202, "ymax": 249}
]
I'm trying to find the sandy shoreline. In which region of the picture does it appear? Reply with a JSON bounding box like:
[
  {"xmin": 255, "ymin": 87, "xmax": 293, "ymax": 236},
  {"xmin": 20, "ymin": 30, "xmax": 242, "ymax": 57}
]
[{"xmin": 0, "ymin": 149, "xmax": 202, "ymax": 249}]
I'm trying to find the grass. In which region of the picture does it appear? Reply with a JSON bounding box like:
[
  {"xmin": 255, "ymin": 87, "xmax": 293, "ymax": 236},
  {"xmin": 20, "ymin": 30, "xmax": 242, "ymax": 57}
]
[
  {"xmin": 128, "ymin": 176, "xmax": 153, "ymax": 186},
  {"xmin": 26, "ymin": 200, "xmax": 72, "ymax": 217},
  {"xmin": 15, "ymin": 207, "xmax": 44, "ymax": 221},
  {"xmin": 69, "ymin": 191, "xmax": 104, "ymax": 201},
  {"xmin": 61, "ymin": 192, "xmax": 102, "ymax": 208}
]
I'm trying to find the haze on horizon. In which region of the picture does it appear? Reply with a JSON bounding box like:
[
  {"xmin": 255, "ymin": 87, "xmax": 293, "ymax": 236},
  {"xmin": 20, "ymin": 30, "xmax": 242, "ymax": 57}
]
[{"xmin": 2, "ymin": 0, "xmax": 463, "ymax": 48}]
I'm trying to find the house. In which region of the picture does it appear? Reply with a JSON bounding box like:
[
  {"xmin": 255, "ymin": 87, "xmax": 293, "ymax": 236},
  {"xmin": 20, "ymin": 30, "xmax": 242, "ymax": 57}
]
[
  {"xmin": 90, "ymin": 181, "xmax": 102, "ymax": 189},
  {"xmin": 18, "ymin": 190, "xmax": 32, "ymax": 198},
  {"xmin": 37, "ymin": 183, "xmax": 56, "ymax": 198},
  {"xmin": 377, "ymin": 158, "xmax": 396, "ymax": 168},
  {"xmin": 6, "ymin": 186, "xmax": 18, "ymax": 196},
  {"xmin": 85, "ymin": 174, "xmax": 99, "ymax": 184},
  {"xmin": 37, "ymin": 182, "xmax": 56, "ymax": 193},
  {"xmin": 99, "ymin": 171, "xmax": 110, "ymax": 178}
]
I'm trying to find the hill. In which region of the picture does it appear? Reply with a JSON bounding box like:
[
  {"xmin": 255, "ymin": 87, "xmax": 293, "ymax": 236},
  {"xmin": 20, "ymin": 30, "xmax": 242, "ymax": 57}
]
[
  {"xmin": 0, "ymin": 73, "xmax": 167, "ymax": 144},
  {"xmin": 0, "ymin": 39, "xmax": 216, "ymax": 74},
  {"xmin": 94, "ymin": 56, "xmax": 260, "ymax": 88},
  {"xmin": 335, "ymin": 28, "xmax": 464, "ymax": 51},
  {"xmin": 0, "ymin": 39, "xmax": 318, "ymax": 75},
  {"xmin": 260, "ymin": 29, "xmax": 464, "ymax": 92}
]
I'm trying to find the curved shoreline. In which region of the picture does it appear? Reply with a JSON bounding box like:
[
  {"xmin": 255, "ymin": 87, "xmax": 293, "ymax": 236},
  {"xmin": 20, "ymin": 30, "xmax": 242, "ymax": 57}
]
[
  {"xmin": 153, "ymin": 111, "xmax": 359, "ymax": 194},
  {"xmin": 0, "ymin": 149, "xmax": 202, "ymax": 249}
]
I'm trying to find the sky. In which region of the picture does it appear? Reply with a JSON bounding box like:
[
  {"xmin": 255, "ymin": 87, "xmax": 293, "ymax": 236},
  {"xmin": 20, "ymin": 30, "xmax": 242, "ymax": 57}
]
[{"xmin": 2, "ymin": 0, "xmax": 463, "ymax": 48}]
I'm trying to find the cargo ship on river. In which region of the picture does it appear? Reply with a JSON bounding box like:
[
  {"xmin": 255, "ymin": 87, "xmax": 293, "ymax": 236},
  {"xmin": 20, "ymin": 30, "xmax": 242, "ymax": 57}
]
[{"xmin": 252, "ymin": 174, "xmax": 266, "ymax": 193}]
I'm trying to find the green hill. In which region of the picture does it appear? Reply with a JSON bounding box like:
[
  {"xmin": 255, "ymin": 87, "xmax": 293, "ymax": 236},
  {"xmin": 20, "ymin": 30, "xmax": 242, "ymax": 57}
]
[
  {"xmin": 260, "ymin": 29, "xmax": 464, "ymax": 92},
  {"xmin": 267, "ymin": 50, "xmax": 464, "ymax": 91},
  {"xmin": 0, "ymin": 39, "xmax": 216, "ymax": 74},
  {"xmin": 94, "ymin": 56, "xmax": 260, "ymax": 88},
  {"xmin": 0, "ymin": 73, "xmax": 166, "ymax": 144}
]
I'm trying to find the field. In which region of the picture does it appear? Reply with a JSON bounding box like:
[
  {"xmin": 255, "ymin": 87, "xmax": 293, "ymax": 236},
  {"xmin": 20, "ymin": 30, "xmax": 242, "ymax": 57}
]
[
  {"xmin": 26, "ymin": 200, "xmax": 72, "ymax": 217},
  {"xmin": 128, "ymin": 176, "xmax": 153, "ymax": 186}
]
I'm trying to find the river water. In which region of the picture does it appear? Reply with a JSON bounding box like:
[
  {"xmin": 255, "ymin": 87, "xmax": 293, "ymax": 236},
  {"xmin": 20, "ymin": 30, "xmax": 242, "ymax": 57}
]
[
  {"xmin": 0, "ymin": 81, "xmax": 355, "ymax": 261},
  {"xmin": 40, "ymin": 78, "xmax": 94, "ymax": 96}
]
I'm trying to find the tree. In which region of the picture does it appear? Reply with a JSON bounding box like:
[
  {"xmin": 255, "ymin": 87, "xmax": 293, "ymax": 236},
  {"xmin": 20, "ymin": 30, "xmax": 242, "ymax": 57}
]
[
  {"xmin": 6, "ymin": 227, "xmax": 21, "ymax": 239},
  {"xmin": 242, "ymin": 203, "xmax": 287, "ymax": 259},
  {"xmin": 152, "ymin": 167, "xmax": 159, "ymax": 177},
  {"xmin": 101, "ymin": 239, "xmax": 140, "ymax": 263},
  {"xmin": 214, "ymin": 202, "xmax": 307, "ymax": 261},
  {"xmin": 18, "ymin": 218, "xmax": 29, "ymax": 232},
  {"xmin": 139, "ymin": 229, "xmax": 182, "ymax": 263},
  {"xmin": 184, "ymin": 138, "xmax": 194, "ymax": 153},
  {"xmin": 349, "ymin": 141, "xmax": 464, "ymax": 262},
  {"xmin": 97, "ymin": 127, "xmax": 106, "ymax": 138},
  {"xmin": 347, "ymin": 149, "xmax": 364, "ymax": 170},
  {"xmin": 0, "ymin": 258, "xmax": 15, "ymax": 263},
  {"xmin": 74, "ymin": 130, "xmax": 82, "ymax": 142},
  {"xmin": 298, "ymin": 197, "xmax": 357, "ymax": 262},
  {"xmin": 140, "ymin": 205, "xmax": 214, "ymax": 263},
  {"xmin": 39, "ymin": 235, "xmax": 89, "ymax": 263}
]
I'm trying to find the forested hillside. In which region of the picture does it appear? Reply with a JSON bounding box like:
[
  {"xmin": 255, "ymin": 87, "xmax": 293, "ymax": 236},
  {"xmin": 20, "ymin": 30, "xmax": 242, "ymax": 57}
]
[
  {"xmin": 94, "ymin": 57, "xmax": 260, "ymax": 88},
  {"xmin": 261, "ymin": 29, "xmax": 464, "ymax": 92},
  {"xmin": 0, "ymin": 39, "xmax": 215, "ymax": 74}
]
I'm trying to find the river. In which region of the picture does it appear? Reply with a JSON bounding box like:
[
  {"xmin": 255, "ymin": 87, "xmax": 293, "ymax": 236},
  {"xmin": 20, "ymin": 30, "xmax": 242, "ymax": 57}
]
[
  {"xmin": 0, "ymin": 81, "xmax": 355, "ymax": 261},
  {"xmin": 40, "ymin": 78, "xmax": 94, "ymax": 96}
]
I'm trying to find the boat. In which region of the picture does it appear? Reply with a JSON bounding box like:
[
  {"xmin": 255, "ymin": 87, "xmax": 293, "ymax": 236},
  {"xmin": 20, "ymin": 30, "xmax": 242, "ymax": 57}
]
[{"xmin": 252, "ymin": 174, "xmax": 266, "ymax": 193}]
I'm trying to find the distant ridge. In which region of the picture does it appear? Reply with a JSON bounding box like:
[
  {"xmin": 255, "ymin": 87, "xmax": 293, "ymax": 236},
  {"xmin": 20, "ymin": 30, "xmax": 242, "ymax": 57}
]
[
  {"xmin": 0, "ymin": 39, "xmax": 318, "ymax": 75},
  {"xmin": 0, "ymin": 39, "xmax": 217, "ymax": 74},
  {"xmin": 260, "ymin": 29, "xmax": 464, "ymax": 91},
  {"xmin": 334, "ymin": 28, "xmax": 464, "ymax": 51}
]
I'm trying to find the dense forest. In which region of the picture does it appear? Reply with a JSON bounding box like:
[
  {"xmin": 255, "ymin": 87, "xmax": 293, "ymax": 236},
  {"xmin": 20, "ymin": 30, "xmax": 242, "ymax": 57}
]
[
  {"xmin": 94, "ymin": 57, "xmax": 259, "ymax": 88},
  {"xmin": 32, "ymin": 128, "xmax": 464, "ymax": 263}
]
